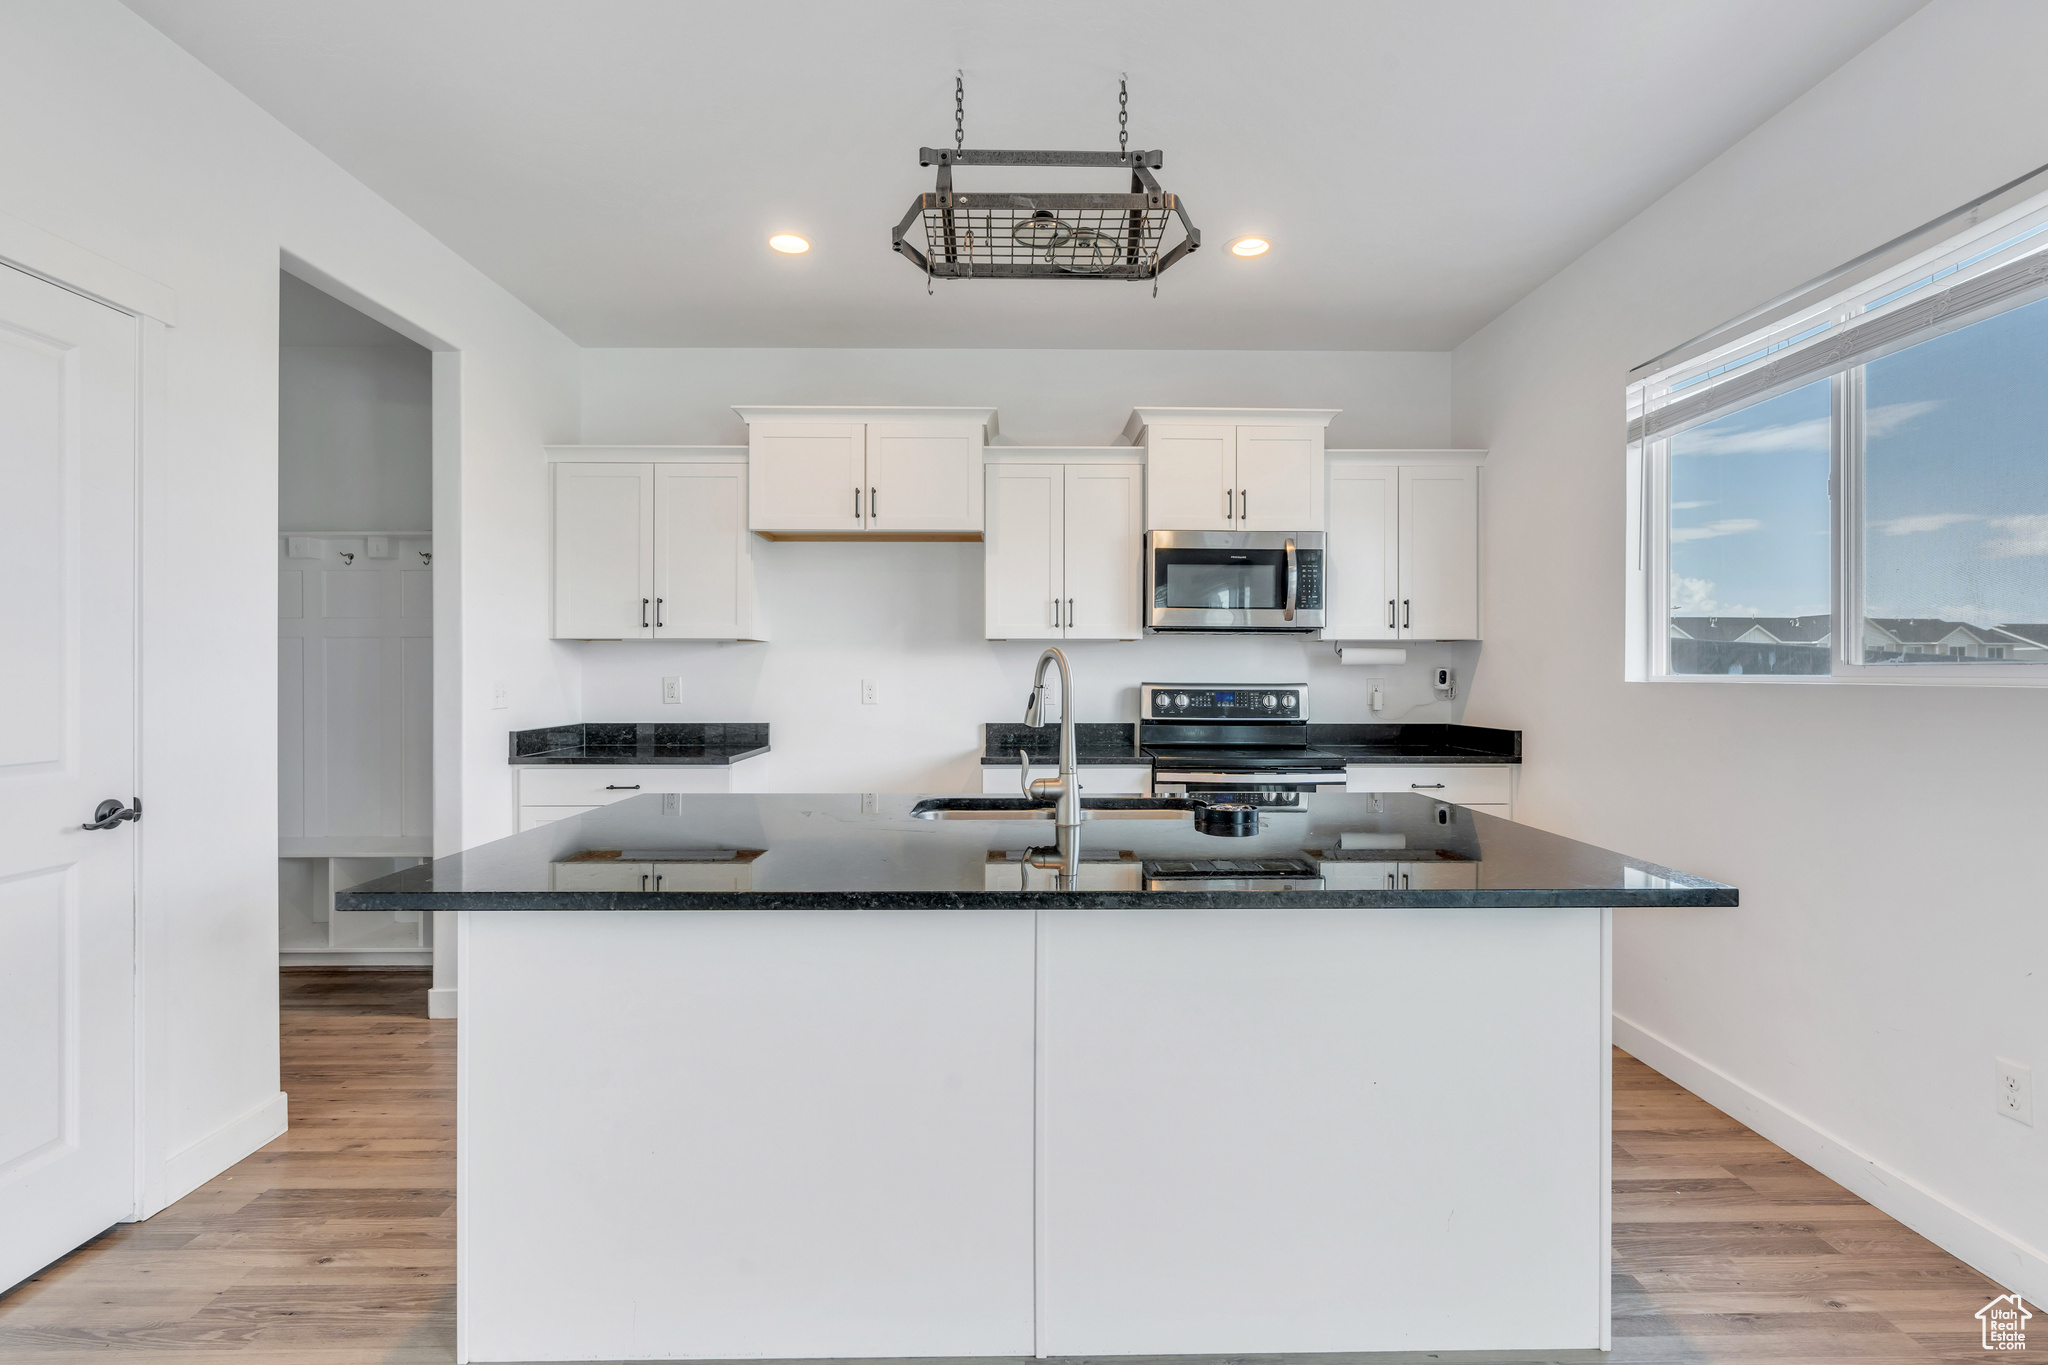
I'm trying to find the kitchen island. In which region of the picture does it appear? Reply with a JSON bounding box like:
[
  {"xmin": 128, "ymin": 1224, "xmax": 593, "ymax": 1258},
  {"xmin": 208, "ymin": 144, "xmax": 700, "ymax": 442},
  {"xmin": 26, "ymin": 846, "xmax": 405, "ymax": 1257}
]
[{"xmin": 341, "ymin": 792, "xmax": 1732, "ymax": 1364}]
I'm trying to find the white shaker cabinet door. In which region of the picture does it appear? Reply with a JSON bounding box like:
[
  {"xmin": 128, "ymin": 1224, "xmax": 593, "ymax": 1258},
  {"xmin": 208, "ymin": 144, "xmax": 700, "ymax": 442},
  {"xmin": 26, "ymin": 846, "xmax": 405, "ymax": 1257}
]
[
  {"xmin": 1062, "ymin": 463, "xmax": 1142, "ymax": 639},
  {"xmin": 1144, "ymin": 425, "xmax": 1234, "ymax": 531},
  {"xmin": 1234, "ymin": 425, "xmax": 1323, "ymax": 530},
  {"xmin": 866, "ymin": 422, "xmax": 983, "ymax": 532},
  {"xmin": 1325, "ymin": 462, "xmax": 1400, "ymax": 639},
  {"xmin": 554, "ymin": 462, "xmax": 654, "ymax": 639},
  {"xmin": 1398, "ymin": 464, "xmax": 1480, "ymax": 639},
  {"xmin": 749, "ymin": 422, "xmax": 866, "ymax": 532},
  {"xmin": 653, "ymin": 461, "xmax": 759, "ymax": 639},
  {"xmin": 984, "ymin": 464, "xmax": 1063, "ymax": 640}
]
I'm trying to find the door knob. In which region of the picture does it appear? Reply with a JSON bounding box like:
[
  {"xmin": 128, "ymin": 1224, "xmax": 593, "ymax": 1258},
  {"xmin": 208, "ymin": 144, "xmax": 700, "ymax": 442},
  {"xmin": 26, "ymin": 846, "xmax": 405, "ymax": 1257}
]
[{"xmin": 83, "ymin": 798, "xmax": 141, "ymax": 831}]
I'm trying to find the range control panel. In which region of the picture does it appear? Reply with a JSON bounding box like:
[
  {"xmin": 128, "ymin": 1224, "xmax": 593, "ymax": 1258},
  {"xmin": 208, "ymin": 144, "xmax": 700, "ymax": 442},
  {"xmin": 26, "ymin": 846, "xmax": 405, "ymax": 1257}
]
[{"xmin": 1141, "ymin": 684, "xmax": 1308, "ymax": 720}]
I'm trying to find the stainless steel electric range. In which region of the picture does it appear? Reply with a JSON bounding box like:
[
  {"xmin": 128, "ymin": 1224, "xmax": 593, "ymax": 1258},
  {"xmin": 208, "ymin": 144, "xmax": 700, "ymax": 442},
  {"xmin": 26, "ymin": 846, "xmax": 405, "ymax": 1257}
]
[{"xmin": 1139, "ymin": 682, "xmax": 1347, "ymax": 809}]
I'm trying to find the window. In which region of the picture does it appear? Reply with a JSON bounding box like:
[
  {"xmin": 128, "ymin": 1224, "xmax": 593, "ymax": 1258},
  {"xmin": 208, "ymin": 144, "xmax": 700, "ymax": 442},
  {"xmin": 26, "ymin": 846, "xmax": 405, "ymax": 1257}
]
[{"xmin": 1629, "ymin": 182, "xmax": 2048, "ymax": 683}]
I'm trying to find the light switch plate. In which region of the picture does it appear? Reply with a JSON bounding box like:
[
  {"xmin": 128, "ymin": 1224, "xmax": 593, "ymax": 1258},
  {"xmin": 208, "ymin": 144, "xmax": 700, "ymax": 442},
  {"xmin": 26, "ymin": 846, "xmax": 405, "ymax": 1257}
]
[
  {"xmin": 286, "ymin": 536, "xmax": 315, "ymax": 559},
  {"xmin": 366, "ymin": 536, "xmax": 390, "ymax": 558},
  {"xmin": 490, "ymin": 681, "xmax": 508, "ymax": 710}
]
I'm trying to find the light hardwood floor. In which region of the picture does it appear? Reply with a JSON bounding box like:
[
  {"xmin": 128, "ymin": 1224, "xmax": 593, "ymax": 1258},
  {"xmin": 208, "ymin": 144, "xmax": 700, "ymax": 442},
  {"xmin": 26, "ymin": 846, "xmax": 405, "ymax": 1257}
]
[{"xmin": 0, "ymin": 968, "xmax": 2014, "ymax": 1364}]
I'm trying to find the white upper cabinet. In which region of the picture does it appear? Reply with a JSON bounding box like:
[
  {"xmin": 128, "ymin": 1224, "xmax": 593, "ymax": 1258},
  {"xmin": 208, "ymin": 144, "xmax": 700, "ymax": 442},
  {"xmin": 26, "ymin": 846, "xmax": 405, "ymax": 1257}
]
[
  {"xmin": 553, "ymin": 461, "xmax": 654, "ymax": 639},
  {"xmin": 738, "ymin": 407, "xmax": 995, "ymax": 537},
  {"xmin": 984, "ymin": 452, "xmax": 1142, "ymax": 642},
  {"xmin": 745, "ymin": 423, "xmax": 865, "ymax": 532},
  {"xmin": 549, "ymin": 449, "xmax": 763, "ymax": 641},
  {"xmin": 1123, "ymin": 408, "xmax": 1336, "ymax": 532},
  {"xmin": 1399, "ymin": 464, "xmax": 1481, "ymax": 640},
  {"xmin": 653, "ymin": 461, "xmax": 759, "ymax": 640},
  {"xmin": 1326, "ymin": 452, "xmax": 1483, "ymax": 641},
  {"xmin": 1325, "ymin": 462, "xmax": 1400, "ymax": 640}
]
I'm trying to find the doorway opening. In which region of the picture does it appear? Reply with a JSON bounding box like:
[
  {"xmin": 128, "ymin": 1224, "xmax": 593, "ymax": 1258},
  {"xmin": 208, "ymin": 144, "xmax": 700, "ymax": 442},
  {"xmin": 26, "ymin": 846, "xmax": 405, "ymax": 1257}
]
[{"xmin": 276, "ymin": 271, "xmax": 434, "ymax": 968}]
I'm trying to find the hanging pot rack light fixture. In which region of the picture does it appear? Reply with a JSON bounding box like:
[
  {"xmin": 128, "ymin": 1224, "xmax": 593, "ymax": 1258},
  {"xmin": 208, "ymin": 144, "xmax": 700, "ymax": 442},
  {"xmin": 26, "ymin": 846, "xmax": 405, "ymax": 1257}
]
[{"xmin": 891, "ymin": 73, "xmax": 1201, "ymax": 294}]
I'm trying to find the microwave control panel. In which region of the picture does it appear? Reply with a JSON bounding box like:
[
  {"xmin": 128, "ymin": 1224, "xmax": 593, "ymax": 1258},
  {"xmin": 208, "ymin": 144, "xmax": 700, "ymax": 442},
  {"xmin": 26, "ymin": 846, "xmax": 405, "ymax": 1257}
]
[
  {"xmin": 1141, "ymin": 685, "xmax": 1308, "ymax": 720},
  {"xmin": 1295, "ymin": 549, "xmax": 1324, "ymax": 608}
]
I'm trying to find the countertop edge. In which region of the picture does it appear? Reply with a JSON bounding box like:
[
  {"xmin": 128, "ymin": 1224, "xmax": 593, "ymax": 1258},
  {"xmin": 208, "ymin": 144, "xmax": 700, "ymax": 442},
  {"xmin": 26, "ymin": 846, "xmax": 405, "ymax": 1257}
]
[
  {"xmin": 511, "ymin": 744, "xmax": 771, "ymax": 767},
  {"xmin": 339, "ymin": 887, "xmax": 1737, "ymax": 912}
]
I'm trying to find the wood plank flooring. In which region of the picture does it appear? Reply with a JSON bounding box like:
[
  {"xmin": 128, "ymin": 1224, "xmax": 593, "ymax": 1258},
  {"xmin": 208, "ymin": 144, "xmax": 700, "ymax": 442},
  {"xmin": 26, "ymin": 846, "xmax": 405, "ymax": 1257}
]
[{"xmin": 0, "ymin": 968, "xmax": 2016, "ymax": 1363}]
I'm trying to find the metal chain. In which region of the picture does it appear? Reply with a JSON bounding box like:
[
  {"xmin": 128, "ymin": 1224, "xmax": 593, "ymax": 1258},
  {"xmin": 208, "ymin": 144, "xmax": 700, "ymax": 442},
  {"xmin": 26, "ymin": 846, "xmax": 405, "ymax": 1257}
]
[
  {"xmin": 1118, "ymin": 75, "xmax": 1128, "ymax": 156},
  {"xmin": 955, "ymin": 72, "xmax": 964, "ymax": 151}
]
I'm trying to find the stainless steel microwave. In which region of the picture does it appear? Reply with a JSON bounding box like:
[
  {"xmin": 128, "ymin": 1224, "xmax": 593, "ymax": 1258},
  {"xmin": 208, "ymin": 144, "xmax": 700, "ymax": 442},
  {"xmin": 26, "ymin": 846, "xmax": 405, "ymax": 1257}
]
[{"xmin": 1145, "ymin": 530, "xmax": 1325, "ymax": 633}]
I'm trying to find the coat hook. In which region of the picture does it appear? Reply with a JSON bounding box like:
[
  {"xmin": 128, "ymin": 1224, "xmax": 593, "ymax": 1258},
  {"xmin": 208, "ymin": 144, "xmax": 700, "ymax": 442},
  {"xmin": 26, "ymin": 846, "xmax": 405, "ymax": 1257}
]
[
  {"xmin": 418, "ymin": 550, "xmax": 432, "ymax": 566},
  {"xmin": 339, "ymin": 551, "xmax": 355, "ymax": 565}
]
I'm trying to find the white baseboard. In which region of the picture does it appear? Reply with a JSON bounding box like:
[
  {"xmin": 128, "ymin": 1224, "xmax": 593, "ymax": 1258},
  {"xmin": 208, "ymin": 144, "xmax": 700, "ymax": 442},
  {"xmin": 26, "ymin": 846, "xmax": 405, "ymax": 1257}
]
[
  {"xmin": 279, "ymin": 951, "xmax": 432, "ymax": 967},
  {"xmin": 1615, "ymin": 1012, "xmax": 2046, "ymax": 1302},
  {"xmin": 151, "ymin": 1090, "xmax": 289, "ymax": 1215},
  {"xmin": 428, "ymin": 987, "xmax": 458, "ymax": 1019}
]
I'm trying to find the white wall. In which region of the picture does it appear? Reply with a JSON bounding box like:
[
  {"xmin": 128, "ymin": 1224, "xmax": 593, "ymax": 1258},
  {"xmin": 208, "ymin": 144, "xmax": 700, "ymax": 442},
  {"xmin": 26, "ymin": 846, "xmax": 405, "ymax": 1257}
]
[
  {"xmin": 577, "ymin": 347, "xmax": 1478, "ymax": 791},
  {"xmin": 1454, "ymin": 0, "xmax": 2047, "ymax": 1299},
  {"xmin": 0, "ymin": 1, "xmax": 577, "ymax": 1211},
  {"xmin": 278, "ymin": 345, "xmax": 430, "ymax": 532}
]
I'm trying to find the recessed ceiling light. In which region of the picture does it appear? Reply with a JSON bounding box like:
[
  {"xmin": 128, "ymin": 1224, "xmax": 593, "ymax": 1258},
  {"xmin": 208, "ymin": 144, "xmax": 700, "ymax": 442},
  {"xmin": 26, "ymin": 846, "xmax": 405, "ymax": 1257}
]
[
  {"xmin": 1230, "ymin": 236, "xmax": 1270, "ymax": 258},
  {"xmin": 768, "ymin": 234, "xmax": 810, "ymax": 254}
]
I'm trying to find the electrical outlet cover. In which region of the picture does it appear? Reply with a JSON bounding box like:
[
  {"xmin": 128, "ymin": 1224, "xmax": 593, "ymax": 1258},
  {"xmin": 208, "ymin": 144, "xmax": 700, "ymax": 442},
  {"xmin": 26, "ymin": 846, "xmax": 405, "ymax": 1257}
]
[
  {"xmin": 1997, "ymin": 1057, "xmax": 2033, "ymax": 1125},
  {"xmin": 661, "ymin": 676, "xmax": 682, "ymax": 705}
]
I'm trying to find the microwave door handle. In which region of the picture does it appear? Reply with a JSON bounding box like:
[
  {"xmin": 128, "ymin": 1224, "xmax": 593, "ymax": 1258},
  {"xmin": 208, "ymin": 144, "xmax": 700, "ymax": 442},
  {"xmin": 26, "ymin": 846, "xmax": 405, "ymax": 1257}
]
[{"xmin": 1282, "ymin": 537, "xmax": 1297, "ymax": 621}]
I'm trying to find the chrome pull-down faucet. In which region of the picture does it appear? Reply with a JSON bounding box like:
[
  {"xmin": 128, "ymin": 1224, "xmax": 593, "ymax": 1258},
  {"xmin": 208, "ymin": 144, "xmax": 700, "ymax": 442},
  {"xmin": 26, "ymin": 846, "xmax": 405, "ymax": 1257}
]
[{"xmin": 1023, "ymin": 647, "xmax": 1082, "ymax": 829}]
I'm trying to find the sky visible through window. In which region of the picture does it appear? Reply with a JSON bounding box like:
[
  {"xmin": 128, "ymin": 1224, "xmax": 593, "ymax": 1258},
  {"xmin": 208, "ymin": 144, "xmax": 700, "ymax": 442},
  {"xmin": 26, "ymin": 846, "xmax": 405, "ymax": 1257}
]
[
  {"xmin": 1863, "ymin": 295, "xmax": 2048, "ymax": 628},
  {"xmin": 1667, "ymin": 294, "xmax": 2048, "ymax": 637},
  {"xmin": 1668, "ymin": 379, "xmax": 1831, "ymax": 620}
]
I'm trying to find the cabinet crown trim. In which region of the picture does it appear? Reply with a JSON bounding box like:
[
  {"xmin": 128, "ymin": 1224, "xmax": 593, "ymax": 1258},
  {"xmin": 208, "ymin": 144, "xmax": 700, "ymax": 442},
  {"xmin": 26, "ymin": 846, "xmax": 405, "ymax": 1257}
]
[
  {"xmin": 1122, "ymin": 407, "xmax": 1340, "ymax": 443},
  {"xmin": 546, "ymin": 445, "xmax": 746, "ymax": 464},
  {"xmin": 984, "ymin": 446, "xmax": 1141, "ymax": 465},
  {"xmin": 1328, "ymin": 448, "xmax": 1489, "ymax": 465},
  {"xmin": 733, "ymin": 405, "xmax": 999, "ymax": 439}
]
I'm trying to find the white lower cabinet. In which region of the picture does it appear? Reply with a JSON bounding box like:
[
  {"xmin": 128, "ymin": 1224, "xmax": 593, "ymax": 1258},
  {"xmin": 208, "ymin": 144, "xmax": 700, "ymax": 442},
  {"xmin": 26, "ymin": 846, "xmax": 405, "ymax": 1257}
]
[
  {"xmin": 1321, "ymin": 859, "xmax": 1480, "ymax": 891},
  {"xmin": 1344, "ymin": 763, "xmax": 1514, "ymax": 815},
  {"xmin": 516, "ymin": 765, "xmax": 733, "ymax": 830},
  {"xmin": 984, "ymin": 453, "xmax": 1142, "ymax": 641},
  {"xmin": 979, "ymin": 764, "xmax": 1151, "ymax": 796}
]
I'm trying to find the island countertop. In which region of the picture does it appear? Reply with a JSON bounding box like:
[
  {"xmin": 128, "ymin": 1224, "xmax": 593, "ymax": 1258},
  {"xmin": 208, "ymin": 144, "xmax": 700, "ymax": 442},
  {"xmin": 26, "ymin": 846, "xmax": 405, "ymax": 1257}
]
[{"xmin": 337, "ymin": 791, "xmax": 1733, "ymax": 912}]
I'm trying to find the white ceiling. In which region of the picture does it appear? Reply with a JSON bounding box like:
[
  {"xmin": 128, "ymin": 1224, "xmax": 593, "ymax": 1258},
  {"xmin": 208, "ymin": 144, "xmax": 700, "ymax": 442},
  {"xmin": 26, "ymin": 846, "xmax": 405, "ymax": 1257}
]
[{"xmin": 126, "ymin": 0, "xmax": 1923, "ymax": 350}]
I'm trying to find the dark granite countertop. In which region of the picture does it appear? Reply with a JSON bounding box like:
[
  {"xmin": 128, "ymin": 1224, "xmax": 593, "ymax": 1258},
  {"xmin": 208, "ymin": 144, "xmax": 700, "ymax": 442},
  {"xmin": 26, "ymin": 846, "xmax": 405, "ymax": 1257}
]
[
  {"xmin": 336, "ymin": 790, "xmax": 1733, "ymax": 912},
  {"xmin": 510, "ymin": 722, "xmax": 769, "ymax": 767},
  {"xmin": 979, "ymin": 722, "xmax": 1519, "ymax": 766},
  {"xmin": 982, "ymin": 723, "xmax": 1143, "ymax": 765}
]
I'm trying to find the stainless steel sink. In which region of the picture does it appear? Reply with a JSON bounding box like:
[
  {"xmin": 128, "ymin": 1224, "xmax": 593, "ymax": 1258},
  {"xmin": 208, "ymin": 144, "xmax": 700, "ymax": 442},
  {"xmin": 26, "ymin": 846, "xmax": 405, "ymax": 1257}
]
[{"xmin": 909, "ymin": 797, "xmax": 1203, "ymax": 821}]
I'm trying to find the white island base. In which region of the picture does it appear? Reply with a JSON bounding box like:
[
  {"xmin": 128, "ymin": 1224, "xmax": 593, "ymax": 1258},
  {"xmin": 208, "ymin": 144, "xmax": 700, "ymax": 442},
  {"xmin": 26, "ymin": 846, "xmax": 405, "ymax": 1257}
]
[{"xmin": 455, "ymin": 906, "xmax": 1611, "ymax": 1362}]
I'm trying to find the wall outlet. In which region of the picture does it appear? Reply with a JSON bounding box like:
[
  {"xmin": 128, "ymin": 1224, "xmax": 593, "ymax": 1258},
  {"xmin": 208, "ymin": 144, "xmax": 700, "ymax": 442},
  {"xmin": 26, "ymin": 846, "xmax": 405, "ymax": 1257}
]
[
  {"xmin": 490, "ymin": 681, "xmax": 508, "ymax": 710},
  {"xmin": 661, "ymin": 676, "xmax": 682, "ymax": 705},
  {"xmin": 860, "ymin": 792, "xmax": 879, "ymax": 814},
  {"xmin": 861, "ymin": 678, "xmax": 879, "ymax": 705},
  {"xmin": 1365, "ymin": 680, "xmax": 1386, "ymax": 713},
  {"xmin": 1997, "ymin": 1057, "xmax": 2033, "ymax": 1125}
]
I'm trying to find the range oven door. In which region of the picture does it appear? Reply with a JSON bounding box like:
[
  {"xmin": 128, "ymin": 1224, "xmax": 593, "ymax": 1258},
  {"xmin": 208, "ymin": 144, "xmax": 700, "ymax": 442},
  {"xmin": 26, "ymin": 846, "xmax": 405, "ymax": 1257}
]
[{"xmin": 1146, "ymin": 530, "xmax": 1325, "ymax": 632}]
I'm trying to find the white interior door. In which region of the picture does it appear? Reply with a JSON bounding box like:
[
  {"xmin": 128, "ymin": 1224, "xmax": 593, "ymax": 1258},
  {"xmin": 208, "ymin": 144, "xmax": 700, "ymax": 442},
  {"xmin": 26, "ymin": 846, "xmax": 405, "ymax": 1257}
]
[
  {"xmin": 747, "ymin": 423, "xmax": 865, "ymax": 532},
  {"xmin": 1062, "ymin": 463, "xmax": 1142, "ymax": 640},
  {"xmin": 983, "ymin": 463, "xmax": 1062, "ymax": 639},
  {"xmin": 552, "ymin": 462, "xmax": 653, "ymax": 639},
  {"xmin": 865, "ymin": 422, "xmax": 981, "ymax": 532},
  {"xmin": 1143, "ymin": 425, "xmax": 1234, "ymax": 531},
  {"xmin": 1234, "ymin": 426, "xmax": 1323, "ymax": 530},
  {"xmin": 1399, "ymin": 464, "xmax": 1480, "ymax": 639},
  {"xmin": 0, "ymin": 263, "xmax": 139, "ymax": 1293},
  {"xmin": 1325, "ymin": 462, "xmax": 1399, "ymax": 639},
  {"xmin": 653, "ymin": 462, "xmax": 746, "ymax": 639}
]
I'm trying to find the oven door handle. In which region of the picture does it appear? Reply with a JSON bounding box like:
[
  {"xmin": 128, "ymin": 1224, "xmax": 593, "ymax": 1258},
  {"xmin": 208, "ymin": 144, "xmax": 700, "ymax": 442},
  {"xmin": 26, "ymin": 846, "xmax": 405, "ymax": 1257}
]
[{"xmin": 1282, "ymin": 537, "xmax": 1298, "ymax": 621}]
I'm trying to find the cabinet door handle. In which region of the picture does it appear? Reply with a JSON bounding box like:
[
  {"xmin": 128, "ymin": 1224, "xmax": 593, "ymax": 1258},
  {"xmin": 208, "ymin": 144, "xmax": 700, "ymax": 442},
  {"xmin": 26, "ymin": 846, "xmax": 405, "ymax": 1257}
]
[
  {"xmin": 854, "ymin": 488, "xmax": 861, "ymax": 519},
  {"xmin": 641, "ymin": 598, "xmax": 650, "ymax": 628},
  {"xmin": 655, "ymin": 872, "xmax": 664, "ymax": 891},
  {"xmin": 870, "ymin": 487, "xmax": 878, "ymax": 520},
  {"xmin": 654, "ymin": 597, "xmax": 664, "ymax": 628},
  {"xmin": 642, "ymin": 873, "xmax": 650, "ymax": 892},
  {"xmin": 1240, "ymin": 489, "xmax": 1248, "ymax": 521},
  {"xmin": 1386, "ymin": 870, "xmax": 1397, "ymax": 890},
  {"xmin": 1066, "ymin": 597, "xmax": 1074, "ymax": 627},
  {"xmin": 1224, "ymin": 488, "xmax": 1232, "ymax": 520},
  {"xmin": 1051, "ymin": 597, "xmax": 1060, "ymax": 627},
  {"xmin": 605, "ymin": 784, "xmax": 642, "ymax": 790},
  {"xmin": 1402, "ymin": 598, "xmax": 1411, "ymax": 629},
  {"xmin": 1410, "ymin": 782, "xmax": 1445, "ymax": 790},
  {"xmin": 1402, "ymin": 872, "xmax": 1411, "ymax": 891},
  {"xmin": 1387, "ymin": 599, "xmax": 1396, "ymax": 630}
]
